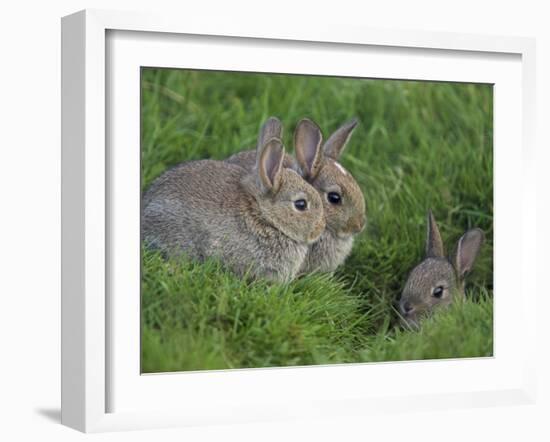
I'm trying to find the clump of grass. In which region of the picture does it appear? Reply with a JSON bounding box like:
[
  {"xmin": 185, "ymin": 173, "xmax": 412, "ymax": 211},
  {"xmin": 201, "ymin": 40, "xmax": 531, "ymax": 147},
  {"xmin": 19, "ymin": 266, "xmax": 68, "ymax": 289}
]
[
  {"xmin": 140, "ymin": 68, "xmax": 493, "ymax": 372},
  {"xmin": 141, "ymin": 249, "xmax": 373, "ymax": 372},
  {"xmin": 358, "ymin": 290, "xmax": 493, "ymax": 362}
]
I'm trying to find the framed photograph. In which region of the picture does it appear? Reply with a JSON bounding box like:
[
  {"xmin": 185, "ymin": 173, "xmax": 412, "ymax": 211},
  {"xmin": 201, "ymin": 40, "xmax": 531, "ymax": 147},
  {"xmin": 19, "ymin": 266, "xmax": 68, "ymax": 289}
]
[{"xmin": 61, "ymin": 9, "xmax": 537, "ymax": 433}]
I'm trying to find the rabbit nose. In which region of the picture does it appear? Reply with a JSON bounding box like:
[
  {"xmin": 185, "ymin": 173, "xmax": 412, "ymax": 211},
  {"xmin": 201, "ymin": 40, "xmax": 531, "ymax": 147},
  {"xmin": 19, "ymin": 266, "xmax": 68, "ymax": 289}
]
[
  {"xmin": 349, "ymin": 216, "xmax": 366, "ymax": 234},
  {"xmin": 357, "ymin": 216, "xmax": 366, "ymax": 232},
  {"xmin": 401, "ymin": 301, "xmax": 414, "ymax": 315}
]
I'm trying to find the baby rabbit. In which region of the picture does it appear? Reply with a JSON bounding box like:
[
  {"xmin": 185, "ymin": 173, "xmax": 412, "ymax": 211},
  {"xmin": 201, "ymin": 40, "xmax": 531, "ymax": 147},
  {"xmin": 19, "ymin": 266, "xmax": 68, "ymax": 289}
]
[
  {"xmin": 227, "ymin": 117, "xmax": 366, "ymax": 274},
  {"xmin": 141, "ymin": 125, "xmax": 326, "ymax": 283},
  {"xmin": 398, "ymin": 210, "xmax": 484, "ymax": 327}
]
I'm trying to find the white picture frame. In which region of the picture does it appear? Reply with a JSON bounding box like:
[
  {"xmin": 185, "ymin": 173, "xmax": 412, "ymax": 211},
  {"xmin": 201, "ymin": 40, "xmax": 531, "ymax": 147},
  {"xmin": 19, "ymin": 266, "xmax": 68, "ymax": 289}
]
[{"xmin": 61, "ymin": 9, "xmax": 537, "ymax": 433}]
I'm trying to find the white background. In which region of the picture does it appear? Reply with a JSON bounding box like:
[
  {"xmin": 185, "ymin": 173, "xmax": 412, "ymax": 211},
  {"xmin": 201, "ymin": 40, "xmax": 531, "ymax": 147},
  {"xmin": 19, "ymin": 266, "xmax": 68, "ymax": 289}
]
[{"xmin": 0, "ymin": 1, "xmax": 548, "ymax": 441}]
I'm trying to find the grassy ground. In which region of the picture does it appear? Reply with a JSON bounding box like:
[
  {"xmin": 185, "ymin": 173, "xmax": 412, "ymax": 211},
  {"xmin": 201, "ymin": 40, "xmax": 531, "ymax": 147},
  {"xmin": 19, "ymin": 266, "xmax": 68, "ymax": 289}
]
[{"xmin": 141, "ymin": 68, "xmax": 493, "ymax": 373}]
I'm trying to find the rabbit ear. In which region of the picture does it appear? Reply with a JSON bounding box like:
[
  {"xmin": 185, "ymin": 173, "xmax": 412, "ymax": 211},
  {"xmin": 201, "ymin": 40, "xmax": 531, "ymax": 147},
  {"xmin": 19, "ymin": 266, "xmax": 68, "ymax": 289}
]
[
  {"xmin": 255, "ymin": 117, "xmax": 282, "ymax": 171},
  {"xmin": 323, "ymin": 118, "xmax": 358, "ymax": 160},
  {"xmin": 258, "ymin": 138, "xmax": 285, "ymax": 193},
  {"xmin": 455, "ymin": 228, "xmax": 484, "ymax": 279},
  {"xmin": 426, "ymin": 210, "xmax": 444, "ymax": 258},
  {"xmin": 294, "ymin": 118, "xmax": 323, "ymax": 179},
  {"xmin": 257, "ymin": 117, "xmax": 283, "ymax": 150}
]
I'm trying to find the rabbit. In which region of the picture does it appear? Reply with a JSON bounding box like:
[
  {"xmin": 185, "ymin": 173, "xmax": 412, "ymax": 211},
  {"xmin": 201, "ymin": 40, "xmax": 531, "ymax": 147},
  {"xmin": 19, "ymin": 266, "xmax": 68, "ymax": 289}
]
[
  {"xmin": 398, "ymin": 210, "xmax": 485, "ymax": 327},
  {"xmin": 227, "ymin": 117, "xmax": 366, "ymax": 274},
  {"xmin": 141, "ymin": 130, "xmax": 326, "ymax": 283}
]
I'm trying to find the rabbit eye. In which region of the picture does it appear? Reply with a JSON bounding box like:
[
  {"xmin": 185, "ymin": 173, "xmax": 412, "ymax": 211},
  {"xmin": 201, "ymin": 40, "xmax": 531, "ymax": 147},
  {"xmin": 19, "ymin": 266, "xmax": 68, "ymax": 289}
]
[
  {"xmin": 327, "ymin": 192, "xmax": 342, "ymax": 205},
  {"xmin": 432, "ymin": 286, "xmax": 444, "ymax": 299},
  {"xmin": 293, "ymin": 199, "xmax": 308, "ymax": 211}
]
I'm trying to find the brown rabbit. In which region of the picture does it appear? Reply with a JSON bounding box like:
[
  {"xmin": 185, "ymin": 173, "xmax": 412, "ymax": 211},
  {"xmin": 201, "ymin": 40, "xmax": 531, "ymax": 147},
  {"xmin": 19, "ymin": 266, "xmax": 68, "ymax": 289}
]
[
  {"xmin": 227, "ymin": 117, "xmax": 366, "ymax": 273},
  {"xmin": 142, "ymin": 131, "xmax": 325, "ymax": 283},
  {"xmin": 398, "ymin": 210, "xmax": 484, "ymax": 327}
]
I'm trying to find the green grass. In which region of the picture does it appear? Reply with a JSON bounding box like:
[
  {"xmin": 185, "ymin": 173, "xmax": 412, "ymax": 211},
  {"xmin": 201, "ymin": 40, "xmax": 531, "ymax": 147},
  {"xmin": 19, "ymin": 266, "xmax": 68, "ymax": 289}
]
[{"xmin": 140, "ymin": 68, "xmax": 493, "ymax": 373}]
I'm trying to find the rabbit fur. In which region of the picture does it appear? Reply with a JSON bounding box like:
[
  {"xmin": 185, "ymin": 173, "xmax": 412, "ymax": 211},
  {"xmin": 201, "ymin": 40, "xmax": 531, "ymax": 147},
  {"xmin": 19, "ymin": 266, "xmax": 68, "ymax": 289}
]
[
  {"xmin": 226, "ymin": 117, "xmax": 366, "ymax": 274},
  {"xmin": 142, "ymin": 126, "xmax": 325, "ymax": 283}
]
